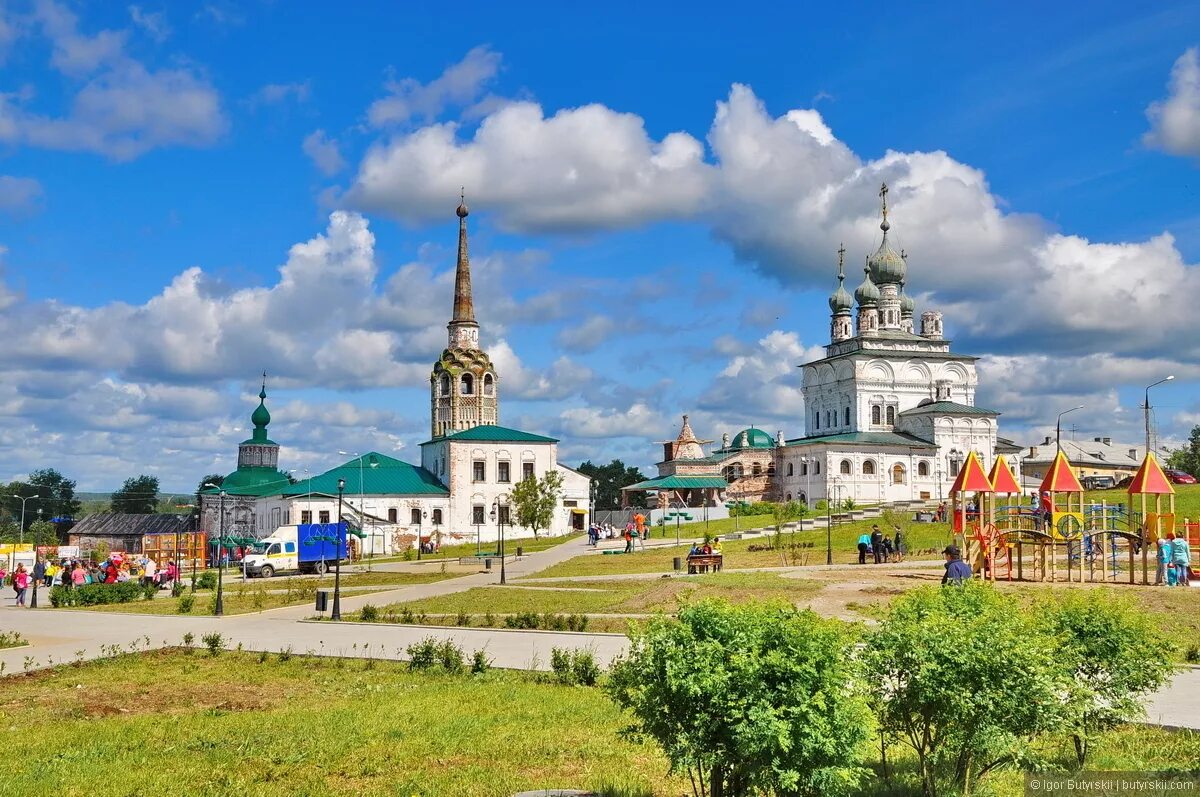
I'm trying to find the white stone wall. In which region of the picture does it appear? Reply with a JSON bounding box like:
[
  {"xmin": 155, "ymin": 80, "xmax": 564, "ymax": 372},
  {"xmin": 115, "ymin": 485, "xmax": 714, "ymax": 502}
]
[{"xmin": 776, "ymin": 445, "xmax": 949, "ymax": 504}]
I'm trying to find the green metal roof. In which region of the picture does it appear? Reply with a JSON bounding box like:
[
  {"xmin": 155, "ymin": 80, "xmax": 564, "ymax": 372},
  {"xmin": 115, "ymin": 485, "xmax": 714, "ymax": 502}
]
[
  {"xmin": 422, "ymin": 424, "xmax": 558, "ymax": 445},
  {"xmin": 284, "ymin": 453, "xmax": 449, "ymax": 497},
  {"xmin": 202, "ymin": 467, "xmax": 294, "ymax": 497},
  {"xmin": 784, "ymin": 431, "xmax": 937, "ymax": 449},
  {"xmin": 899, "ymin": 400, "xmax": 998, "ymax": 417},
  {"xmin": 624, "ymin": 475, "xmax": 729, "ymax": 490},
  {"xmin": 722, "ymin": 427, "xmax": 775, "ymax": 451}
]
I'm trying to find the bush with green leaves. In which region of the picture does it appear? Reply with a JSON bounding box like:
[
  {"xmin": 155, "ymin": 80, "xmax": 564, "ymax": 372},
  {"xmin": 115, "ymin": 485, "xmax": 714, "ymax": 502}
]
[
  {"xmin": 359, "ymin": 603, "xmax": 379, "ymax": 622},
  {"xmin": 607, "ymin": 599, "xmax": 871, "ymax": 797},
  {"xmin": 405, "ymin": 637, "xmax": 465, "ymax": 673},
  {"xmin": 201, "ymin": 633, "xmax": 224, "ymax": 657},
  {"xmin": 1039, "ymin": 590, "xmax": 1176, "ymax": 767},
  {"xmin": 471, "ymin": 649, "xmax": 491, "ymax": 674},
  {"xmin": 176, "ymin": 594, "xmax": 195, "ymax": 614},
  {"xmin": 551, "ymin": 647, "xmax": 601, "ymax": 687},
  {"xmin": 504, "ymin": 611, "xmax": 539, "ymax": 629},
  {"xmin": 48, "ymin": 581, "xmax": 151, "ymax": 607},
  {"xmin": 195, "ymin": 571, "xmax": 217, "ymax": 590},
  {"xmin": 863, "ymin": 581, "xmax": 1071, "ymax": 797}
]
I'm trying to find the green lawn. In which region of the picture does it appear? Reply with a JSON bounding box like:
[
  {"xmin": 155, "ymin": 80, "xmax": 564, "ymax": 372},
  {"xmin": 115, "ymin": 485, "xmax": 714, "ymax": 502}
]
[
  {"xmin": 1089, "ymin": 482, "xmax": 1200, "ymax": 523},
  {"xmin": 355, "ymin": 572, "xmax": 822, "ymax": 622},
  {"xmin": 0, "ymin": 650, "xmax": 682, "ymax": 796},
  {"xmin": 0, "ymin": 648, "xmax": 1193, "ymax": 797},
  {"xmin": 368, "ymin": 532, "xmax": 586, "ymax": 563},
  {"xmin": 539, "ymin": 516, "xmax": 954, "ymax": 578}
]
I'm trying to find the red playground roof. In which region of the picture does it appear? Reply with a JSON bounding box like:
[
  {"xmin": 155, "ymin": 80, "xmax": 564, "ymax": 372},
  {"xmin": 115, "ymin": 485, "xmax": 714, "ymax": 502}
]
[
  {"xmin": 1039, "ymin": 449, "xmax": 1084, "ymax": 494},
  {"xmin": 950, "ymin": 450, "xmax": 993, "ymax": 494},
  {"xmin": 1127, "ymin": 453, "xmax": 1175, "ymax": 495},
  {"xmin": 988, "ymin": 455, "xmax": 1022, "ymax": 494}
]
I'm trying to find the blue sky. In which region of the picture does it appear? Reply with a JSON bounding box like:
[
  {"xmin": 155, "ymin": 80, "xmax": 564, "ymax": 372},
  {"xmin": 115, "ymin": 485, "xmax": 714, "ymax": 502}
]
[{"xmin": 0, "ymin": 0, "xmax": 1198, "ymax": 491}]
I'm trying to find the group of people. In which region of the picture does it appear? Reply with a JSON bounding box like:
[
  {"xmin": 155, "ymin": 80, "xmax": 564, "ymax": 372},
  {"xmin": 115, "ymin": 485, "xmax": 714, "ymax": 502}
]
[
  {"xmin": 588, "ymin": 514, "xmax": 651, "ymax": 554},
  {"xmin": 856, "ymin": 524, "xmax": 906, "ymax": 564},
  {"xmin": 3, "ymin": 555, "xmax": 180, "ymax": 607},
  {"xmin": 687, "ymin": 538, "xmax": 722, "ymax": 557},
  {"xmin": 1155, "ymin": 534, "xmax": 1192, "ymax": 587}
]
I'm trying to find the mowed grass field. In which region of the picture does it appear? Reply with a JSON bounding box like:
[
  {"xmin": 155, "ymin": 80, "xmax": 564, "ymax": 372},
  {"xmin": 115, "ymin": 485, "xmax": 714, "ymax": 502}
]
[
  {"xmin": 0, "ymin": 650, "xmax": 683, "ymax": 797},
  {"xmin": 0, "ymin": 648, "xmax": 1195, "ymax": 797},
  {"xmin": 354, "ymin": 572, "xmax": 823, "ymax": 622}
]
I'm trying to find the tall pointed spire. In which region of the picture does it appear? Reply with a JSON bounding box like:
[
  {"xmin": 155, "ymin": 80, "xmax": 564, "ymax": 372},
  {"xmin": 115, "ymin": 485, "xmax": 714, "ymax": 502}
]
[
  {"xmin": 448, "ymin": 190, "xmax": 481, "ymax": 350},
  {"xmin": 452, "ymin": 188, "xmax": 476, "ymax": 325}
]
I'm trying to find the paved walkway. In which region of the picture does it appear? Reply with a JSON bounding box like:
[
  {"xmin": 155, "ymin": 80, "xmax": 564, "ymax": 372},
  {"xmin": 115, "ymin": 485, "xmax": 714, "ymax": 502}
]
[{"xmin": 2, "ymin": 534, "xmax": 1198, "ymax": 731}]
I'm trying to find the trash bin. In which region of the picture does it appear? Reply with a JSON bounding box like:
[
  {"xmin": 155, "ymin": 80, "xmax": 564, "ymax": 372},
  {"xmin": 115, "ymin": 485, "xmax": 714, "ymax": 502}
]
[
  {"xmin": 516, "ymin": 546, "xmax": 524, "ymax": 558},
  {"xmin": 315, "ymin": 590, "xmax": 329, "ymax": 612},
  {"xmin": 484, "ymin": 558, "xmax": 493, "ymax": 570},
  {"xmin": 673, "ymin": 556, "xmax": 682, "ymax": 571}
]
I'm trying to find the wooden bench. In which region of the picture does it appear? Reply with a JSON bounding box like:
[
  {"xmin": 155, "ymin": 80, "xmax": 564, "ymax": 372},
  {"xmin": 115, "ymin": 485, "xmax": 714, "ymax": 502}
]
[{"xmin": 686, "ymin": 554, "xmax": 724, "ymax": 574}]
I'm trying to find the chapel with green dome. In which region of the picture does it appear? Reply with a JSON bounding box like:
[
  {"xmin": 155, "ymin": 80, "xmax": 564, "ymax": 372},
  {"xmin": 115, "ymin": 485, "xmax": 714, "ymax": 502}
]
[{"xmin": 212, "ymin": 377, "xmax": 292, "ymax": 496}]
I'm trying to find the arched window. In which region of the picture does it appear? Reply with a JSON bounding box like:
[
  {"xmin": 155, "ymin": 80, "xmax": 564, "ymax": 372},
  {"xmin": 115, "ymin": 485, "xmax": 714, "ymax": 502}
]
[
  {"xmin": 767, "ymin": 463, "xmax": 776, "ymax": 477},
  {"xmin": 460, "ymin": 373, "xmax": 474, "ymax": 395},
  {"xmin": 886, "ymin": 405, "xmax": 896, "ymax": 425},
  {"xmin": 432, "ymin": 509, "xmax": 443, "ymax": 524},
  {"xmin": 840, "ymin": 459, "xmax": 852, "ymax": 475},
  {"xmin": 483, "ymin": 373, "xmax": 495, "ymax": 396},
  {"xmin": 801, "ymin": 462, "xmax": 808, "ymax": 476},
  {"xmin": 786, "ymin": 463, "xmax": 794, "ymax": 477},
  {"xmin": 892, "ymin": 463, "xmax": 905, "ymax": 484},
  {"xmin": 440, "ymin": 374, "xmax": 451, "ymax": 395},
  {"xmin": 734, "ymin": 464, "xmax": 744, "ymax": 479},
  {"xmin": 752, "ymin": 463, "xmax": 762, "ymax": 476},
  {"xmin": 863, "ymin": 460, "xmax": 876, "ymax": 476},
  {"xmin": 826, "ymin": 410, "xmax": 832, "ymax": 427},
  {"xmin": 387, "ymin": 508, "xmax": 397, "ymax": 523},
  {"xmin": 871, "ymin": 405, "xmax": 881, "ymax": 425},
  {"xmin": 724, "ymin": 466, "xmax": 735, "ymax": 483},
  {"xmin": 799, "ymin": 492, "xmax": 807, "ymax": 505},
  {"xmin": 844, "ymin": 407, "xmax": 850, "ymax": 426},
  {"xmin": 785, "ymin": 493, "xmax": 792, "ymax": 502},
  {"xmin": 917, "ymin": 461, "xmax": 929, "ymax": 477}
]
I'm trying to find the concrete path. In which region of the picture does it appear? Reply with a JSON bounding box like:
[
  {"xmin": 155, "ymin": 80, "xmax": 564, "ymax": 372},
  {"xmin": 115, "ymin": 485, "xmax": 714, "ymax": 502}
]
[{"xmin": 2, "ymin": 534, "xmax": 1198, "ymax": 732}]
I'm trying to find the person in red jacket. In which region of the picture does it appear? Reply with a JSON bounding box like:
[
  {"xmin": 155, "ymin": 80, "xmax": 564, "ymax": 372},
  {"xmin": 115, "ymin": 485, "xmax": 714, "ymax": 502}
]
[{"xmin": 104, "ymin": 560, "xmax": 119, "ymax": 584}]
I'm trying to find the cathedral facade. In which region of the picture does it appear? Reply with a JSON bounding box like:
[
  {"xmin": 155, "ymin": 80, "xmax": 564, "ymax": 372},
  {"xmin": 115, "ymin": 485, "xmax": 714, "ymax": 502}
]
[{"xmin": 631, "ymin": 184, "xmax": 1021, "ymax": 510}]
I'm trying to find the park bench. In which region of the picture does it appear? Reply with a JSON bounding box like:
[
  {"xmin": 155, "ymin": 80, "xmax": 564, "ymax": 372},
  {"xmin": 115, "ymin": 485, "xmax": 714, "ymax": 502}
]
[{"xmin": 686, "ymin": 554, "xmax": 724, "ymax": 574}]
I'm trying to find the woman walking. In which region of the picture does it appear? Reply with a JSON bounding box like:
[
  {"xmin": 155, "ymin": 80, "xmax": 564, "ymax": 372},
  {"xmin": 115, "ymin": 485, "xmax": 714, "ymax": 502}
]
[{"xmin": 13, "ymin": 564, "xmax": 30, "ymax": 607}]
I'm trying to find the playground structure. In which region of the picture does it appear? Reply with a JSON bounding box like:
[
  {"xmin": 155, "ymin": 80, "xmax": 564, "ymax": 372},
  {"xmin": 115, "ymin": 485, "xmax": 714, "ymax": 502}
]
[{"xmin": 953, "ymin": 449, "xmax": 1194, "ymax": 586}]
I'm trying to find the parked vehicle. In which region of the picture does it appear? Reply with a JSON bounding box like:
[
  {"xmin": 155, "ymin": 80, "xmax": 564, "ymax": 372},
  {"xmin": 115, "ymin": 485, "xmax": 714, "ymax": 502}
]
[
  {"xmin": 242, "ymin": 523, "xmax": 348, "ymax": 578},
  {"xmin": 1082, "ymin": 475, "xmax": 1117, "ymax": 490},
  {"xmin": 1165, "ymin": 469, "xmax": 1198, "ymax": 485}
]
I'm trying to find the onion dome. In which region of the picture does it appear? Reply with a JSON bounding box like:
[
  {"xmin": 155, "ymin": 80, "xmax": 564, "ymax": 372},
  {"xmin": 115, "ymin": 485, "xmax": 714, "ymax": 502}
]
[
  {"xmin": 726, "ymin": 427, "xmax": 775, "ymax": 450},
  {"xmin": 899, "ymin": 280, "xmax": 915, "ymax": 315},
  {"xmin": 251, "ymin": 384, "xmax": 270, "ymax": 429},
  {"xmin": 828, "ymin": 243, "xmax": 853, "ymax": 313},
  {"xmin": 855, "ymin": 263, "xmax": 880, "ymax": 306},
  {"xmin": 868, "ymin": 182, "xmax": 906, "ymax": 285}
]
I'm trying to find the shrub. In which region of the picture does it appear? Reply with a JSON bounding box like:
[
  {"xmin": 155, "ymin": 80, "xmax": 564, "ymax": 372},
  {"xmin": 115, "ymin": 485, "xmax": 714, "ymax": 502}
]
[
  {"xmin": 48, "ymin": 581, "xmax": 150, "ymax": 607},
  {"xmin": 195, "ymin": 571, "xmax": 217, "ymax": 590},
  {"xmin": 455, "ymin": 611, "xmax": 471, "ymax": 627},
  {"xmin": 406, "ymin": 638, "xmax": 440, "ymax": 671},
  {"xmin": 402, "ymin": 547, "xmax": 415, "ymax": 561},
  {"xmin": 437, "ymin": 640, "xmax": 465, "ymax": 674},
  {"xmin": 566, "ymin": 614, "xmax": 589, "ymax": 632},
  {"xmin": 176, "ymin": 594, "xmax": 195, "ymax": 614},
  {"xmin": 543, "ymin": 613, "xmax": 568, "ymax": 631},
  {"xmin": 1187, "ymin": 644, "xmax": 1200, "ymax": 664},
  {"xmin": 181, "ymin": 632, "xmax": 194, "ymax": 652},
  {"xmin": 504, "ymin": 611, "xmax": 538, "ymax": 629},
  {"xmin": 278, "ymin": 645, "xmax": 293, "ymax": 662},
  {"xmin": 864, "ymin": 581, "xmax": 1070, "ymax": 797},
  {"xmin": 201, "ymin": 633, "xmax": 224, "ymax": 657},
  {"xmin": 400, "ymin": 607, "xmax": 415, "ymax": 624},
  {"xmin": 206, "ymin": 593, "xmax": 220, "ymax": 615},
  {"xmin": 571, "ymin": 650, "xmax": 600, "ymax": 686},
  {"xmin": 608, "ymin": 598, "xmax": 871, "ymax": 797},
  {"xmin": 482, "ymin": 612, "xmax": 496, "ymax": 627},
  {"xmin": 359, "ymin": 604, "xmax": 379, "ymax": 622},
  {"xmin": 471, "ymin": 649, "xmax": 491, "ymax": 674},
  {"xmin": 1039, "ymin": 590, "xmax": 1176, "ymax": 766},
  {"xmin": 142, "ymin": 581, "xmax": 158, "ymax": 601},
  {"xmin": 171, "ymin": 581, "xmax": 185, "ymax": 598},
  {"xmin": 729, "ymin": 501, "xmax": 777, "ymax": 518}
]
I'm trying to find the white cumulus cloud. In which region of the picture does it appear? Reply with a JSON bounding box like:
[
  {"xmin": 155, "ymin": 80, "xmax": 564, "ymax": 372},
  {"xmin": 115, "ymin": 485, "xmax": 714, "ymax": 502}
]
[{"xmin": 1144, "ymin": 47, "xmax": 1200, "ymax": 158}]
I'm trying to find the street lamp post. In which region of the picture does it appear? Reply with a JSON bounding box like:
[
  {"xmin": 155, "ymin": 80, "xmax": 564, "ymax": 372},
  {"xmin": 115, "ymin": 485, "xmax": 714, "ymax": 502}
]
[
  {"xmin": 333, "ymin": 478, "xmax": 345, "ymax": 621},
  {"xmin": 1144, "ymin": 376, "xmax": 1175, "ymax": 457},
  {"xmin": 1056, "ymin": 406, "xmax": 1084, "ymax": 452},
  {"xmin": 338, "ymin": 451, "xmax": 367, "ymax": 561},
  {"xmin": 489, "ymin": 499, "xmax": 507, "ymax": 585},
  {"xmin": 215, "ymin": 490, "xmax": 226, "ymax": 616},
  {"xmin": 826, "ymin": 478, "xmax": 838, "ymax": 566},
  {"xmin": 2, "ymin": 493, "xmax": 43, "ymax": 546}
]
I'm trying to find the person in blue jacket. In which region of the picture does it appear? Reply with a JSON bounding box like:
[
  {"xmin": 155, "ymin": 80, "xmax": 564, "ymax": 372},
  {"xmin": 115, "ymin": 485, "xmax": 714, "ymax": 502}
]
[
  {"xmin": 857, "ymin": 532, "xmax": 871, "ymax": 565},
  {"xmin": 941, "ymin": 544, "xmax": 973, "ymax": 586},
  {"xmin": 1155, "ymin": 536, "xmax": 1171, "ymax": 585},
  {"xmin": 1171, "ymin": 533, "xmax": 1191, "ymax": 587}
]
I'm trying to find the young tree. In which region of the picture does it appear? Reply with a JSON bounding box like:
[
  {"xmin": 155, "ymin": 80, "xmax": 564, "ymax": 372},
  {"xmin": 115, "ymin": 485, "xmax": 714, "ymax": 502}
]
[
  {"xmin": 771, "ymin": 500, "xmax": 805, "ymax": 565},
  {"xmin": 1040, "ymin": 591, "xmax": 1176, "ymax": 767},
  {"xmin": 863, "ymin": 581, "xmax": 1070, "ymax": 797},
  {"xmin": 111, "ymin": 475, "xmax": 161, "ymax": 514},
  {"xmin": 608, "ymin": 599, "xmax": 872, "ymax": 797},
  {"xmin": 510, "ymin": 469, "xmax": 563, "ymax": 539}
]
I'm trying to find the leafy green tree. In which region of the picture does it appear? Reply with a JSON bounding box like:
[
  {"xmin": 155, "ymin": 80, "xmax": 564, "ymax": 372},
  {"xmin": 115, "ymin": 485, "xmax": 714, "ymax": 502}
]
[
  {"xmin": 0, "ymin": 519, "xmax": 57, "ymax": 545},
  {"xmin": 1040, "ymin": 591, "xmax": 1176, "ymax": 767},
  {"xmin": 608, "ymin": 599, "xmax": 871, "ymax": 797},
  {"xmin": 510, "ymin": 469, "xmax": 563, "ymax": 539},
  {"xmin": 2, "ymin": 469, "xmax": 81, "ymax": 531},
  {"xmin": 195, "ymin": 474, "xmax": 223, "ymax": 505},
  {"xmin": 1164, "ymin": 425, "xmax": 1200, "ymax": 477},
  {"xmin": 771, "ymin": 500, "xmax": 805, "ymax": 565},
  {"xmin": 863, "ymin": 581, "xmax": 1070, "ymax": 797},
  {"xmin": 111, "ymin": 475, "xmax": 160, "ymax": 514},
  {"xmin": 576, "ymin": 459, "xmax": 647, "ymax": 509}
]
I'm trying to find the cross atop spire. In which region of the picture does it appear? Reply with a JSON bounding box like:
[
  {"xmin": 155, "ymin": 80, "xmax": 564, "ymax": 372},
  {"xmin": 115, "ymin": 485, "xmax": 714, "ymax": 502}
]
[
  {"xmin": 837, "ymin": 242, "xmax": 846, "ymax": 280},
  {"xmin": 260, "ymin": 370, "xmax": 267, "ymax": 398},
  {"xmin": 879, "ymin": 182, "xmax": 890, "ymax": 233}
]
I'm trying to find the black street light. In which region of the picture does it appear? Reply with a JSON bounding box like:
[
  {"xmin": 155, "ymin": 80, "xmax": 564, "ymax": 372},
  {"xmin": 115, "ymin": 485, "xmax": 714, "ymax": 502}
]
[
  {"xmin": 489, "ymin": 499, "xmax": 507, "ymax": 585},
  {"xmin": 826, "ymin": 478, "xmax": 837, "ymax": 566},
  {"xmin": 333, "ymin": 478, "xmax": 345, "ymax": 620},
  {"xmin": 1056, "ymin": 406, "xmax": 1084, "ymax": 452},
  {"xmin": 214, "ymin": 490, "xmax": 227, "ymax": 616},
  {"xmin": 416, "ymin": 505, "xmax": 423, "ymax": 561}
]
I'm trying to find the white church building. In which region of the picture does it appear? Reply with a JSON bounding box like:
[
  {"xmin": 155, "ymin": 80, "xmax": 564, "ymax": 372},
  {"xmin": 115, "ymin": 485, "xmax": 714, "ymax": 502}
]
[
  {"xmin": 200, "ymin": 198, "xmax": 590, "ymax": 551},
  {"xmin": 775, "ymin": 183, "xmax": 1022, "ymax": 505}
]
